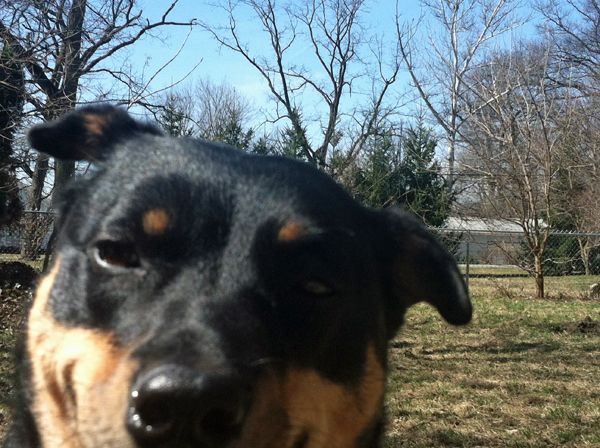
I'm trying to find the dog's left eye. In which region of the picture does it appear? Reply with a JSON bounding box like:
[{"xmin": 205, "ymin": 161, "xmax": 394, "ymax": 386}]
[
  {"xmin": 301, "ymin": 279, "xmax": 334, "ymax": 297},
  {"xmin": 93, "ymin": 240, "xmax": 141, "ymax": 270}
]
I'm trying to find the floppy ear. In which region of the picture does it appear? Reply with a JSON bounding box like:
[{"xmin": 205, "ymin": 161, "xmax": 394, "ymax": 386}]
[
  {"xmin": 377, "ymin": 208, "xmax": 472, "ymax": 337},
  {"xmin": 27, "ymin": 105, "xmax": 162, "ymax": 161}
]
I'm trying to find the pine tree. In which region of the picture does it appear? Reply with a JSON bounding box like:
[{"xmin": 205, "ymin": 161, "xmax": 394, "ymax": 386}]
[
  {"xmin": 213, "ymin": 117, "xmax": 254, "ymax": 150},
  {"xmin": 398, "ymin": 126, "xmax": 452, "ymax": 227},
  {"xmin": 0, "ymin": 42, "xmax": 24, "ymax": 226},
  {"xmin": 353, "ymin": 124, "xmax": 452, "ymax": 227},
  {"xmin": 158, "ymin": 94, "xmax": 194, "ymax": 137}
]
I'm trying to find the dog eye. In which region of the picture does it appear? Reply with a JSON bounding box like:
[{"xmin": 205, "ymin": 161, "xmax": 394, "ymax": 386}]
[
  {"xmin": 301, "ymin": 280, "xmax": 334, "ymax": 297},
  {"xmin": 93, "ymin": 240, "xmax": 141, "ymax": 269}
]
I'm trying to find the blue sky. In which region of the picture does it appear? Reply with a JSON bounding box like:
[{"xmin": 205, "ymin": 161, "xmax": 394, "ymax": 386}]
[
  {"xmin": 124, "ymin": 0, "xmax": 421, "ymax": 105},
  {"xmin": 116, "ymin": 0, "xmax": 539, "ymax": 138}
]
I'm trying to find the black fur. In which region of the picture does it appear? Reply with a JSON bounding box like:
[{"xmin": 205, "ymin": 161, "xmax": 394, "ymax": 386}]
[{"xmin": 4, "ymin": 105, "xmax": 471, "ymax": 448}]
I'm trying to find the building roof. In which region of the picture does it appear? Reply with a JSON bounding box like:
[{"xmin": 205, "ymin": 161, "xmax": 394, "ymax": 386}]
[{"xmin": 444, "ymin": 216, "xmax": 524, "ymax": 233}]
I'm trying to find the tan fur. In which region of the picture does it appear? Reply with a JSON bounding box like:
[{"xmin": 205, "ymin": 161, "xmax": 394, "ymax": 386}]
[
  {"xmin": 236, "ymin": 345, "xmax": 385, "ymax": 448},
  {"xmin": 83, "ymin": 114, "xmax": 107, "ymax": 137},
  {"xmin": 280, "ymin": 345, "xmax": 385, "ymax": 448},
  {"xmin": 27, "ymin": 260, "xmax": 138, "ymax": 448},
  {"xmin": 142, "ymin": 208, "xmax": 170, "ymax": 236},
  {"xmin": 277, "ymin": 222, "xmax": 307, "ymax": 242},
  {"xmin": 235, "ymin": 372, "xmax": 291, "ymax": 448},
  {"xmin": 27, "ymin": 260, "xmax": 384, "ymax": 448}
]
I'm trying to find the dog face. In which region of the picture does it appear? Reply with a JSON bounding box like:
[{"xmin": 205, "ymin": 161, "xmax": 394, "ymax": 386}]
[{"xmin": 11, "ymin": 106, "xmax": 471, "ymax": 448}]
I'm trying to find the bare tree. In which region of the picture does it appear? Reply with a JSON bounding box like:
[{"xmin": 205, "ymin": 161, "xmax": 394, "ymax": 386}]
[
  {"xmin": 552, "ymin": 97, "xmax": 600, "ymax": 274},
  {"xmin": 461, "ymin": 42, "xmax": 573, "ymax": 298},
  {"xmin": 0, "ymin": 0, "xmax": 195, "ymax": 204},
  {"xmin": 571, "ymin": 185, "xmax": 600, "ymax": 274},
  {"xmin": 200, "ymin": 0, "xmax": 401, "ymax": 170},
  {"xmin": 1, "ymin": 0, "xmax": 195, "ymax": 258},
  {"xmin": 192, "ymin": 80, "xmax": 253, "ymax": 146},
  {"xmin": 152, "ymin": 80, "xmax": 254, "ymax": 148},
  {"xmin": 536, "ymin": 0, "xmax": 600, "ymax": 272},
  {"xmin": 539, "ymin": 0, "xmax": 600, "ymax": 96},
  {"xmin": 396, "ymin": 0, "xmax": 523, "ymax": 187}
]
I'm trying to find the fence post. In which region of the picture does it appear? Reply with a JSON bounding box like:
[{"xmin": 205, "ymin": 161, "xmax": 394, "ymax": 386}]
[
  {"xmin": 42, "ymin": 224, "xmax": 57, "ymax": 272},
  {"xmin": 465, "ymin": 240, "xmax": 470, "ymax": 294}
]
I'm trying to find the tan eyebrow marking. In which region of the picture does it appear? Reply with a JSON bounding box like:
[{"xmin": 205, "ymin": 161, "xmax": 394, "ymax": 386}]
[
  {"xmin": 277, "ymin": 222, "xmax": 308, "ymax": 242},
  {"xmin": 142, "ymin": 208, "xmax": 170, "ymax": 236}
]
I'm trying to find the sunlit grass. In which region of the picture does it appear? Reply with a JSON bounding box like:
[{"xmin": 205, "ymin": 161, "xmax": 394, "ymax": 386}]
[
  {"xmin": 383, "ymin": 295, "xmax": 600, "ymax": 447},
  {"xmin": 1, "ymin": 280, "xmax": 599, "ymax": 445}
]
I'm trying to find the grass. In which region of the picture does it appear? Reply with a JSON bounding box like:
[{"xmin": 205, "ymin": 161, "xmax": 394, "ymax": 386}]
[
  {"xmin": 0, "ymin": 286, "xmax": 30, "ymax": 441},
  {"xmin": 468, "ymin": 274, "xmax": 600, "ymax": 300},
  {"xmin": 1, "ymin": 280, "xmax": 599, "ymax": 446},
  {"xmin": 382, "ymin": 294, "xmax": 600, "ymax": 447},
  {"xmin": 461, "ymin": 264, "xmax": 527, "ymax": 276},
  {"xmin": 0, "ymin": 331, "xmax": 17, "ymax": 439},
  {"xmin": 0, "ymin": 254, "xmax": 44, "ymax": 271}
]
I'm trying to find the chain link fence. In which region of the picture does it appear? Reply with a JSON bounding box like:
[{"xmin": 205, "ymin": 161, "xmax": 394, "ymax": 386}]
[
  {"xmin": 2, "ymin": 212, "xmax": 600, "ymax": 299},
  {"xmin": 0, "ymin": 211, "xmax": 55, "ymax": 272},
  {"xmin": 435, "ymin": 228, "xmax": 600, "ymax": 299}
]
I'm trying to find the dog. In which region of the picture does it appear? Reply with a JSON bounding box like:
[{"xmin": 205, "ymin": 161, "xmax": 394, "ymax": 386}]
[{"xmin": 3, "ymin": 105, "xmax": 472, "ymax": 448}]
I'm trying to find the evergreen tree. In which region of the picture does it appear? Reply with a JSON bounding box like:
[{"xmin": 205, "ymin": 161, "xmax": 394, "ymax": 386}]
[
  {"xmin": 354, "ymin": 124, "xmax": 452, "ymax": 227},
  {"xmin": 0, "ymin": 42, "xmax": 24, "ymax": 226},
  {"xmin": 212, "ymin": 117, "xmax": 254, "ymax": 150},
  {"xmin": 277, "ymin": 126, "xmax": 311, "ymax": 161},
  {"xmin": 249, "ymin": 136, "xmax": 273, "ymax": 156},
  {"xmin": 398, "ymin": 126, "xmax": 453, "ymax": 227},
  {"xmin": 158, "ymin": 94, "xmax": 194, "ymax": 137},
  {"xmin": 353, "ymin": 133, "xmax": 402, "ymax": 208}
]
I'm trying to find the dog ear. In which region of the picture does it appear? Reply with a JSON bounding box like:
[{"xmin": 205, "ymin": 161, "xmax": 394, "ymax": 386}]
[
  {"xmin": 377, "ymin": 208, "xmax": 472, "ymax": 337},
  {"xmin": 27, "ymin": 105, "xmax": 162, "ymax": 161}
]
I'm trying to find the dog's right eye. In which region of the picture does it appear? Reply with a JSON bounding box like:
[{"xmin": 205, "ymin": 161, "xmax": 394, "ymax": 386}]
[
  {"xmin": 301, "ymin": 279, "xmax": 335, "ymax": 297},
  {"xmin": 93, "ymin": 240, "xmax": 141, "ymax": 270}
]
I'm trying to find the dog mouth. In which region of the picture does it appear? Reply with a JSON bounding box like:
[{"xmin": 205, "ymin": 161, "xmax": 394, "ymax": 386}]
[
  {"xmin": 290, "ymin": 432, "xmax": 310, "ymax": 448},
  {"xmin": 124, "ymin": 421, "xmax": 311, "ymax": 448}
]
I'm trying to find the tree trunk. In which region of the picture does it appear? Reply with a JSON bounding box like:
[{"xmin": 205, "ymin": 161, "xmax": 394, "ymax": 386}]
[
  {"xmin": 533, "ymin": 254, "xmax": 545, "ymax": 299},
  {"xmin": 21, "ymin": 154, "xmax": 49, "ymax": 259},
  {"xmin": 54, "ymin": 160, "xmax": 75, "ymax": 197},
  {"xmin": 20, "ymin": 211, "xmax": 53, "ymax": 261},
  {"xmin": 578, "ymin": 238, "xmax": 592, "ymax": 276},
  {"xmin": 447, "ymin": 132, "xmax": 456, "ymax": 188},
  {"xmin": 26, "ymin": 154, "xmax": 49, "ymax": 213},
  {"xmin": 51, "ymin": 0, "xmax": 85, "ymax": 197}
]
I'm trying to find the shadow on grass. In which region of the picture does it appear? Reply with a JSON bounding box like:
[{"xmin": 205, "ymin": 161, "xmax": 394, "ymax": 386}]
[
  {"xmin": 0, "ymin": 346, "xmax": 16, "ymax": 408},
  {"xmin": 545, "ymin": 317, "xmax": 600, "ymax": 336},
  {"xmin": 397, "ymin": 341, "xmax": 562, "ymax": 357},
  {"xmin": 383, "ymin": 428, "xmax": 489, "ymax": 448}
]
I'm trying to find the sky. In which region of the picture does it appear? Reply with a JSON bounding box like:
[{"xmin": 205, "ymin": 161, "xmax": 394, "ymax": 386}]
[
  {"xmin": 113, "ymin": 0, "xmax": 541, "ymax": 138},
  {"xmin": 122, "ymin": 0, "xmax": 421, "ymax": 109}
]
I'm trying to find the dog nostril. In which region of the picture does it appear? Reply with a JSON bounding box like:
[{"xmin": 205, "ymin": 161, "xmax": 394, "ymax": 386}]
[
  {"xmin": 197, "ymin": 407, "xmax": 242, "ymax": 440},
  {"xmin": 127, "ymin": 394, "xmax": 175, "ymax": 439},
  {"xmin": 126, "ymin": 365, "xmax": 249, "ymax": 444}
]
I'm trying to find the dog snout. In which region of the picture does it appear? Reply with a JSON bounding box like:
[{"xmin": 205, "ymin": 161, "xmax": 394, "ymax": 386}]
[{"xmin": 126, "ymin": 364, "xmax": 250, "ymax": 446}]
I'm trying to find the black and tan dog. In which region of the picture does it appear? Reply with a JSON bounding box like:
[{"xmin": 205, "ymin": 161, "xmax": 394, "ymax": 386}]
[{"xmin": 4, "ymin": 105, "xmax": 472, "ymax": 448}]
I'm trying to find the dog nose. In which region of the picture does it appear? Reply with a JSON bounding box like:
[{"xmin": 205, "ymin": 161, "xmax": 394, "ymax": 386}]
[{"xmin": 126, "ymin": 365, "xmax": 249, "ymax": 445}]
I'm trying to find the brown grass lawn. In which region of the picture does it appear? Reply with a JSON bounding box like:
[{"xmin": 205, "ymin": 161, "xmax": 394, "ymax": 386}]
[
  {"xmin": 0, "ymin": 286, "xmax": 30, "ymax": 441},
  {"xmin": 383, "ymin": 286, "xmax": 600, "ymax": 447},
  {"xmin": 1, "ymin": 276, "xmax": 599, "ymax": 446},
  {"xmin": 468, "ymin": 274, "xmax": 600, "ymax": 301}
]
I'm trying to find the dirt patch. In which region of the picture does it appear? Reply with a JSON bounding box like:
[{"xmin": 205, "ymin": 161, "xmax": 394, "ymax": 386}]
[
  {"xmin": 0, "ymin": 263, "xmax": 37, "ymax": 439},
  {"xmin": 552, "ymin": 316, "xmax": 600, "ymax": 335},
  {"xmin": 0, "ymin": 262, "xmax": 37, "ymax": 332},
  {"xmin": 0, "ymin": 262, "xmax": 39, "ymax": 289},
  {"xmin": 0, "ymin": 287, "xmax": 31, "ymax": 332}
]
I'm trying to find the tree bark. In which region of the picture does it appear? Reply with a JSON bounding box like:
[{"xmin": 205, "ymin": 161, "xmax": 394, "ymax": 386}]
[{"xmin": 534, "ymin": 254, "xmax": 545, "ymax": 299}]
